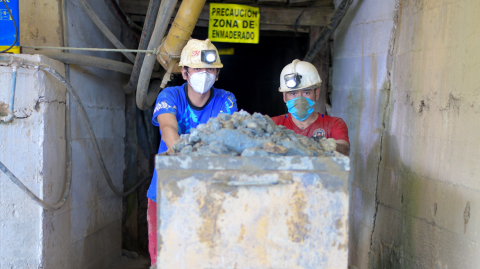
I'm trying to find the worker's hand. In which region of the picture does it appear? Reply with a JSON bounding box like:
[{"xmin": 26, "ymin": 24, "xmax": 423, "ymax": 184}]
[{"xmin": 157, "ymin": 113, "xmax": 180, "ymax": 150}]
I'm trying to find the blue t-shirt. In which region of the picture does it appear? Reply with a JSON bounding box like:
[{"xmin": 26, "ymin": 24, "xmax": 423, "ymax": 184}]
[{"xmin": 147, "ymin": 83, "xmax": 238, "ymax": 202}]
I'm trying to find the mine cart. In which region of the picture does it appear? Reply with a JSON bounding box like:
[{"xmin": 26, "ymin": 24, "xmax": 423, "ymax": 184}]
[{"xmin": 155, "ymin": 155, "xmax": 350, "ymax": 269}]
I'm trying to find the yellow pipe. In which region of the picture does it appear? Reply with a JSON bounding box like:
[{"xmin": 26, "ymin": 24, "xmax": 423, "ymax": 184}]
[{"xmin": 157, "ymin": 0, "xmax": 206, "ymax": 73}]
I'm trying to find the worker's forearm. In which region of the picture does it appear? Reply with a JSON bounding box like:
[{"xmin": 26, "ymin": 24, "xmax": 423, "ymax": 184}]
[
  {"xmin": 161, "ymin": 126, "xmax": 180, "ymax": 149},
  {"xmin": 336, "ymin": 143, "xmax": 350, "ymax": 156}
]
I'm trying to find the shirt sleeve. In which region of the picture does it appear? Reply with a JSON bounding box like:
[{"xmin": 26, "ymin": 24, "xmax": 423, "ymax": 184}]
[
  {"xmin": 152, "ymin": 87, "xmax": 178, "ymax": 126},
  {"xmin": 225, "ymin": 92, "xmax": 238, "ymax": 114},
  {"xmin": 330, "ymin": 118, "xmax": 350, "ymax": 143}
]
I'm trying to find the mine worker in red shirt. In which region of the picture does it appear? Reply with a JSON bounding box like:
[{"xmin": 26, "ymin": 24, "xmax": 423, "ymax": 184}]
[{"xmin": 272, "ymin": 59, "xmax": 350, "ymax": 156}]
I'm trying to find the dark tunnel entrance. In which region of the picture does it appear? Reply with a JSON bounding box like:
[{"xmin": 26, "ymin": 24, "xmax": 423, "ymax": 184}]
[{"xmin": 174, "ymin": 27, "xmax": 311, "ymax": 117}]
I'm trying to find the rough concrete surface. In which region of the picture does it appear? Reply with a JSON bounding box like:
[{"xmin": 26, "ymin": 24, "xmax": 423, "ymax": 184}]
[
  {"xmin": 1, "ymin": 0, "xmax": 126, "ymax": 268},
  {"xmin": 0, "ymin": 55, "xmax": 66, "ymax": 268},
  {"xmin": 333, "ymin": 0, "xmax": 480, "ymax": 268},
  {"xmin": 332, "ymin": 0, "xmax": 397, "ymax": 267},
  {"xmin": 155, "ymin": 156, "xmax": 350, "ymax": 269},
  {"xmin": 41, "ymin": 0, "xmax": 126, "ymax": 268},
  {"xmin": 371, "ymin": 0, "xmax": 480, "ymax": 268}
]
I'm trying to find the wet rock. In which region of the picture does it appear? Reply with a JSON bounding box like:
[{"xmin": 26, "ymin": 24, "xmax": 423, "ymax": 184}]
[
  {"xmin": 172, "ymin": 110, "xmax": 332, "ymax": 157},
  {"xmin": 241, "ymin": 147, "xmax": 269, "ymax": 157},
  {"xmin": 180, "ymin": 145, "xmax": 193, "ymax": 155}
]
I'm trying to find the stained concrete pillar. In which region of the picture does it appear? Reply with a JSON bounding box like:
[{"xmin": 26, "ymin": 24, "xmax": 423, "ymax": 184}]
[{"xmin": 0, "ymin": 55, "xmax": 66, "ymax": 268}]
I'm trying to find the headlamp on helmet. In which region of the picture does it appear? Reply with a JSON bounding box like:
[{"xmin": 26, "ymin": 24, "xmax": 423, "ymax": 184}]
[
  {"xmin": 284, "ymin": 73, "xmax": 302, "ymax": 88},
  {"xmin": 201, "ymin": 50, "xmax": 217, "ymax": 64}
]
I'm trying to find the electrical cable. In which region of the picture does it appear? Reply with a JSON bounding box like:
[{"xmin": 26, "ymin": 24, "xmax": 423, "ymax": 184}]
[
  {"xmin": 0, "ymin": 56, "xmax": 151, "ymax": 211},
  {"xmin": 0, "ymin": 0, "xmax": 18, "ymax": 53},
  {"xmin": 103, "ymin": 0, "xmax": 142, "ymax": 36},
  {"xmin": 303, "ymin": 0, "xmax": 353, "ymax": 63}
]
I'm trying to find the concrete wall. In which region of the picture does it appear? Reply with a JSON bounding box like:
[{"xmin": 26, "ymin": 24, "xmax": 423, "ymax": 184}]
[
  {"xmin": 332, "ymin": 0, "xmax": 398, "ymax": 267},
  {"xmin": 0, "ymin": 55, "xmax": 66, "ymax": 268},
  {"xmin": 333, "ymin": 0, "xmax": 480, "ymax": 268},
  {"xmin": 371, "ymin": 0, "xmax": 480, "ymax": 267},
  {"xmin": 0, "ymin": 0, "xmax": 125, "ymax": 268},
  {"xmin": 43, "ymin": 1, "xmax": 125, "ymax": 267}
]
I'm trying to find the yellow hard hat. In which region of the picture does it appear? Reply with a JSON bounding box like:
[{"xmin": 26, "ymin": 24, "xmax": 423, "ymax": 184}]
[
  {"xmin": 178, "ymin": 39, "xmax": 223, "ymax": 69},
  {"xmin": 279, "ymin": 59, "xmax": 321, "ymax": 92}
]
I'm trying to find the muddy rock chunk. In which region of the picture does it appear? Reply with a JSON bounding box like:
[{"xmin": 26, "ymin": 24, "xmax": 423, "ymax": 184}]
[
  {"xmin": 320, "ymin": 138, "xmax": 337, "ymax": 152},
  {"xmin": 169, "ymin": 110, "xmax": 334, "ymax": 157},
  {"xmin": 263, "ymin": 141, "xmax": 288, "ymax": 154}
]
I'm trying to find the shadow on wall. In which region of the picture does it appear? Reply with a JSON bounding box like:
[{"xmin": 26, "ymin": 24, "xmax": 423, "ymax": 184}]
[{"xmin": 367, "ymin": 133, "xmax": 472, "ymax": 268}]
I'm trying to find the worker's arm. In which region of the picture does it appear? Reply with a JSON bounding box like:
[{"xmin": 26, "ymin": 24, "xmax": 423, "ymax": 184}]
[
  {"xmin": 157, "ymin": 113, "xmax": 180, "ymax": 150},
  {"xmin": 336, "ymin": 139, "xmax": 350, "ymax": 156}
]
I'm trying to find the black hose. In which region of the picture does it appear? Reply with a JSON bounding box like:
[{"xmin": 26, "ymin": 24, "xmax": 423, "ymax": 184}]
[
  {"xmin": 137, "ymin": 0, "xmax": 178, "ymax": 110},
  {"xmin": 0, "ymin": 0, "xmax": 18, "ymax": 53},
  {"xmin": 125, "ymin": 0, "xmax": 162, "ymax": 95},
  {"xmin": 0, "ymin": 55, "xmax": 149, "ymax": 199},
  {"xmin": 303, "ymin": 0, "xmax": 353, "ymax": 63},
  {"xmin": 103, "ymin": 0, "xmax": 142, "ymax": 36}
]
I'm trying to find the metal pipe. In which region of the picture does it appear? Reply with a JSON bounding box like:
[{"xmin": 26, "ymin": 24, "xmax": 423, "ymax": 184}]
[
  {"xmin": 25, "ymin": 50, "xmax": 162, "ymax": 77},
  {"xmin": 136, "ymin": 0, "xmax": 178, "ymax": 110},
  {"xmin": 137, "ymin": 0, "xmax": 206, "ymax": 110},
  {"xmin": 38, "ymin": 51, "xmax": 135, "ymax": 75},
  {"xmin": 303, "ymin": 0, "xmax": 353, "ymax": 63},
  {"xmin": 157, "ymin": 0, "xmax": 207, "ymax": 72},
  {"xmin": 1, "ymin": 65, "xmax": 17, "ymax": 122},
  {"xmin": 76, "ymin": 0, "xmax": 136, "ymax": 63}
]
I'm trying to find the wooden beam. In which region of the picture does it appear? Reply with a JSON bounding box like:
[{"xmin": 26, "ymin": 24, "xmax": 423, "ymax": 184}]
[
  {"xmin": 288, "ymin": 0, "xmax": 316, "ymax": 6},
  {"xmin": 196, "ymin": 19, "xmax": 309, "ymax": 32},
  {"xmin": 120, "ymin": 2, "xmax": 333, "ymax": 27},
  {"xmin": 197, "ymin": 5, "xmax": 332, "ymax": 27},
  {"xmin": 127, "ymin": 15, "xmax": 309, "ymax": 33},
  {"xmin": 257, "ymin": 0, "xmax": 287, "ymax": 5}
]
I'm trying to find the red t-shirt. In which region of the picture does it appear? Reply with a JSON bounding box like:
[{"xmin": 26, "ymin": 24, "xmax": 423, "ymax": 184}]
[{"xmin": 272, "ymin": 113, "xmax": 349, "ymax": 143}]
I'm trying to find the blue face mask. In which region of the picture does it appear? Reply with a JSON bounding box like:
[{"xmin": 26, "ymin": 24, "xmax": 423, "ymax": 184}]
[{"xmin": 286, "ymin": 96, "xmax": 315, "ymax": 121}]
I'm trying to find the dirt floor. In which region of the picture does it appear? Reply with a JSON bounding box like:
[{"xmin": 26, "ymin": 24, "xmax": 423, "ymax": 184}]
[{"xmin": 109, "ymin": 255, "xmax": 151, "ymax": 269}]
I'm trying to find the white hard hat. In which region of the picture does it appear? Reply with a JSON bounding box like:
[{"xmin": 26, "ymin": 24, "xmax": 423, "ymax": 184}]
[
  {"xmin": 178, "ymin": 39, "xmax": 223, "ymax": 69},
  {"xmin": 279, "ymin": 59, "xmax": 321, "ymax": 92}
]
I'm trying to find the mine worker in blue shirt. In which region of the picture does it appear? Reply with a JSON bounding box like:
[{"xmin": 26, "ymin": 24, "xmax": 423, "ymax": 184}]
[{"xmin": 146, "ymin": 38, "xmax": 238, "ymax": 266}]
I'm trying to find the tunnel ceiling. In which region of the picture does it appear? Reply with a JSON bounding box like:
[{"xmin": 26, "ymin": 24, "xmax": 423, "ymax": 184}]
[{"xmin": 120, "ymin": 0, "xmax": 334, "ymax": 34}]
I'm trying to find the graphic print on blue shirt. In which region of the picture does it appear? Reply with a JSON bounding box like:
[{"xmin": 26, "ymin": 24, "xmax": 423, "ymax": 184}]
[
  {"xmin": 147, "ymin": 83, "xmax": 238, "ymax": 202},
  {"xmin": 177, "ymin": 105, "xmax": 199, "ymax": 134}
]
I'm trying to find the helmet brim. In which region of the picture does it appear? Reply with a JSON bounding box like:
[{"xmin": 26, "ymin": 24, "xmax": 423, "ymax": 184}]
[{"xmin": 278, "ymin": 83, "xmax": 321, "ymax": 92}]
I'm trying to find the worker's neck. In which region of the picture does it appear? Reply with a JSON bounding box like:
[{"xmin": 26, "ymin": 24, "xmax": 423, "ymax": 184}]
[
  {"xmin": 292, "ymin": 112, "xmax": 318, "ymax": 130},
  {"xmin": 187, "ymin": 84, "xmax": 211, "ymax": 108}
]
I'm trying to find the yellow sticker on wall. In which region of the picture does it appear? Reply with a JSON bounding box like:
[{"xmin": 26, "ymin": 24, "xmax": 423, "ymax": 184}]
[{"xmin": 208, "ymin": 3, "xmax": 260, "ymax": 44}]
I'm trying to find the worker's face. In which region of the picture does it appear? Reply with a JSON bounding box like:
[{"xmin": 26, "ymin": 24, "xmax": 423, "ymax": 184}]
[
  {"xmin": 283, "ymin": 88, "xmax": 319, "ymax": 103},
  {"xmin": 181, "ymin": 67, "xmax": 219, "ymax": 81}
]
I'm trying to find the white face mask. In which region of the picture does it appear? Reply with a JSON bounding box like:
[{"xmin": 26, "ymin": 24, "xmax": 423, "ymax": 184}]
[{"xmin": 187, "ymin": 71, "xmax": 216, "ymax": 94}]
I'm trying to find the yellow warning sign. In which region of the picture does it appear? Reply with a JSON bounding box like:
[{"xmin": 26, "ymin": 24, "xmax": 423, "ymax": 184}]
[{"xmin": 208, "ymin": 3, "xmax": 260, "ymax": 44}]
